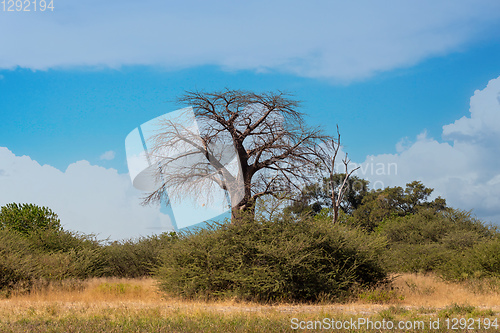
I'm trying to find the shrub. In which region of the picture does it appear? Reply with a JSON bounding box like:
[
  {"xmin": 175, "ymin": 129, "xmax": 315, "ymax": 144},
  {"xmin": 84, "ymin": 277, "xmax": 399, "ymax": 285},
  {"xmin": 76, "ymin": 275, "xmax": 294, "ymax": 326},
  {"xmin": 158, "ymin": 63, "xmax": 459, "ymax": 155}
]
[
  {"xmin": 438, "ymin": 304, "xmax": 476, "ymax": 318},
  {"xmin": 155, "ymin": 216, "xmax": 388, "ymax": 303},
  {"xmin": 0, "ymin": 203, "xmax": 61, "ymax": 235},
  {"xmin": 377, "ymin": 208, "xmax": 495, "ymax": 274},
  {"xmin": 440, "ymin": 237, "xmax": 500, "ymax": 281},
  {"xmin": 100, "ymin": 233, "xmax": 176, "ymax": 278},
  {"xmin": 0, "ymin": 201, "xmax": 179, "ymax": 291},
  {"xmin": 36, "ymin": 248, "xmax": 105, "ymax": 280},
  {"xmin": 26, "ymin": 228, "xmax": 99, "ymax": 253},
  {"xmin": 0, "ymin": 229, "xmax": 38, "ymax": 291},
  {"xmin": 358, "ymin": 289, "xmax": 405, "ymax": 304},
  {"xmin": 382, "ymin": 243, "xmax": 453, "ymax": 274},
  {"xmin": 0, "ymin": 228, "xmax": 106, "ymax": 295}
]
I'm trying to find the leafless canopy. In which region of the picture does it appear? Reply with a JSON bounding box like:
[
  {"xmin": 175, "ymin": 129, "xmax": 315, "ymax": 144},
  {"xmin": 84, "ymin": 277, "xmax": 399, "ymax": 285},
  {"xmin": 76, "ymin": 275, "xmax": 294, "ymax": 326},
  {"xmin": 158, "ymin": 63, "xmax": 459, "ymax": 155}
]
[
  {"xmin": 142, "ymin": 89, "xmax": 329, "ymax": 222},
  {"xmin": 314, "ymin": 125, "xmax": 360, "ymax": 223}
]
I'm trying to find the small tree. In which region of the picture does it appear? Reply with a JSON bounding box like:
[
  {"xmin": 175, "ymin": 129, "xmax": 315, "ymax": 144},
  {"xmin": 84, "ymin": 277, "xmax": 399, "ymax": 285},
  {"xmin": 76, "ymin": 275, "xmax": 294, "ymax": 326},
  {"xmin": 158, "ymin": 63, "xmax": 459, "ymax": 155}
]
[
  {"xmin": 0, "ymin": 203, "xmax": 61, "ymax": 235},
  {"xmin": 284, "ymin": 175, "xmax": 369, "ymax": 218},
  {"xmin": 352, "ymin": 181, "xmax": 447, "ymax": 231},
  {"xmin": 315, "ymin": 126, "xmax": 360, "ymax": 223}
]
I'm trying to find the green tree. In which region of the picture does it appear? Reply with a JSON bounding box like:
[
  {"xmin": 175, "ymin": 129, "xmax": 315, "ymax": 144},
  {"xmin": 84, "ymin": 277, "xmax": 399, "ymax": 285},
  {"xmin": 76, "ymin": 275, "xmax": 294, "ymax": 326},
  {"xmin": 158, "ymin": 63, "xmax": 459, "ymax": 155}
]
[
  {"xmin": 325, "ymin": 174, "xmax": 369, "ymax": 214},
  {"xmin": 352, "ymin": 181, "xmax": 446, "ymax": 231},
  {"xmin": 285, "ymin": 175, "xmax": 369, "ymax": 217},
  {"xmin": 284, "ymin": 182, "xmax": 325, "ymax": 216},
  {"xmin": 0, "ymin": 203, "xmax": 62, "ymax": 235},
  {"xmin": 401, "ymin": 181, "xmax": 434, "ymax": 214}
]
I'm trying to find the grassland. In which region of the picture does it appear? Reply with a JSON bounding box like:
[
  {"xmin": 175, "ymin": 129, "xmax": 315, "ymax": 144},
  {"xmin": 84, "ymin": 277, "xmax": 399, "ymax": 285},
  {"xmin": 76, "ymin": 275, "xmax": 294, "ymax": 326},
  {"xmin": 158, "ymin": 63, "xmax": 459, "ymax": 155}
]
[{"xmin": 0, "ymin": 274, "xmax": 499, "ymax": 332}]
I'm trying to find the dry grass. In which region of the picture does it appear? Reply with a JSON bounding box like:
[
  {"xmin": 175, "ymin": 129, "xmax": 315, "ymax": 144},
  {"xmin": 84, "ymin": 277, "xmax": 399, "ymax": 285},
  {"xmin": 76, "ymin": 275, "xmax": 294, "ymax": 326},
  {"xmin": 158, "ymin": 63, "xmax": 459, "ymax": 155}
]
[
  {"xmin": 1, "ymin": 274, "xmax": 499, "ymax": 315},
  {"xmin": 392, "ymin": 273, "xmax": 500, "ymax": 309},
  {"xmin": 7, "ymin": 277, "xmax": 162, "ymax": 302},
  {"xmin": 0, "ymin": 278, "xmax": 289, "ymax": 321},
  {"xmin": 0, "ymin": 275, "xmax": 499, "ymax": 332},
  {"xmin": 0, "ymin": 278, "xmax": 295, "ymax": 332}
]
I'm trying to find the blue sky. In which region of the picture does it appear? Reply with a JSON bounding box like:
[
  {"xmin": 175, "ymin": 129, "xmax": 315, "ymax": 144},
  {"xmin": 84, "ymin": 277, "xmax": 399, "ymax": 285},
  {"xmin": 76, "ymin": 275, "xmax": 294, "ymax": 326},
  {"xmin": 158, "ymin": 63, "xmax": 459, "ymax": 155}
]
[{"xmin": 1, "ymin": 0, "xmax": 500, "ymax": 239}]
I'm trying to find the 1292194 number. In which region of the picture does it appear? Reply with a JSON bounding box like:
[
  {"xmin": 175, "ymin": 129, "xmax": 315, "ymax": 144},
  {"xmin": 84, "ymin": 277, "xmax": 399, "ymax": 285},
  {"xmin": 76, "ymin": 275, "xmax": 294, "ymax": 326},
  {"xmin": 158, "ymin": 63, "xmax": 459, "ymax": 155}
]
[
  {"xmin": 445, "ymin": 317, "xmax": 498, "ymax": 330},
  {"xmin": 1, "ymin": 0, "xmax": 54, "ymax": 11}
]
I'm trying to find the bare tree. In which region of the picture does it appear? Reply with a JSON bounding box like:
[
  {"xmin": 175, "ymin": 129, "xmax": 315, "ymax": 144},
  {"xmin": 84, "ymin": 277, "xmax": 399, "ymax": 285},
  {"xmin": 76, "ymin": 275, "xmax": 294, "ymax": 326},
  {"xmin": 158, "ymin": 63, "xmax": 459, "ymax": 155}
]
[
  {"xmin": 142, "ymin": 89, "xmax": 328, "ymax": 224},
  {"xmin": 316, "ymin": 125, "xmax": 360, "ymax": 223}
]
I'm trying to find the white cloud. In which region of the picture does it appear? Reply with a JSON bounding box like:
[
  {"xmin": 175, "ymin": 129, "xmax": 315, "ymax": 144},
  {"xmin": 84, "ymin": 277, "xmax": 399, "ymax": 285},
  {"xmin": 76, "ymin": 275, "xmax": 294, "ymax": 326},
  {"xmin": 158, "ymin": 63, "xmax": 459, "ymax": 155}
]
[
  {"xmin": 443, "ymin": 77, "xmax": 500, "ymax": 149},
  {"xmin": 395, "ymin": 136, "xmax": 412, "ymax": 153},
  {"xmin": 0, "ymin": 148, "xmax": 174, "ymax": 240},
  {"xmin": 100, "ymin": 150, "xmax": 116, "ymax": 161},
  {"xmin": 1, "ymin": 0, "xmax": 499, "ymax": 81},
  {"xmin": 356, "ymin": 76, "xmax": 500, "ymax": 224}
]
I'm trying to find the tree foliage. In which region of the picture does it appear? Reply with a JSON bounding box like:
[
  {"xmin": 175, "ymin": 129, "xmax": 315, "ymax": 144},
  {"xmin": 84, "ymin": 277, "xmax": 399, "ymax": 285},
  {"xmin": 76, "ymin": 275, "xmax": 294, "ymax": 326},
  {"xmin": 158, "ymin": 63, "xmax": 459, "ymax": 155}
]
[
  {"xmin": 0, "ymin": 203, "xmax": 62, "ymax": 235},
  {"xmin": 352, "ymin": 181, "xmax": 447, "ymax": 231},
  {"xmin": 285, "ymin": 174, "xmax": 369, "ymax": 216},
  {"xmin": 285, "ymin": 179, "xmax": 449, "ymax": 234}
]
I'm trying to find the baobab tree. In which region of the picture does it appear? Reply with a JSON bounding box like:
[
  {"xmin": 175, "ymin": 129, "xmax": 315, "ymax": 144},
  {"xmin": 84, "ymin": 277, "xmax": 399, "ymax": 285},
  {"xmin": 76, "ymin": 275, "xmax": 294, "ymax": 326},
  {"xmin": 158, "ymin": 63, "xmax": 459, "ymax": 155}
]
[{"xmin": 142, "ymin": 89, "xmax": 330, "ymax": 223}]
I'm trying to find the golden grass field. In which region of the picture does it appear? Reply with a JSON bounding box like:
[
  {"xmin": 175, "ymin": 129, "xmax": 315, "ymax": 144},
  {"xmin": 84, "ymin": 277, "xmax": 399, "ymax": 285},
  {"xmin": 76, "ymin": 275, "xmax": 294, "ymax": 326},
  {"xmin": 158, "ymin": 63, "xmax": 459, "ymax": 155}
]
[{"xmin": 1, "ymin": 274, "xmax": 499, "ymax": 332}]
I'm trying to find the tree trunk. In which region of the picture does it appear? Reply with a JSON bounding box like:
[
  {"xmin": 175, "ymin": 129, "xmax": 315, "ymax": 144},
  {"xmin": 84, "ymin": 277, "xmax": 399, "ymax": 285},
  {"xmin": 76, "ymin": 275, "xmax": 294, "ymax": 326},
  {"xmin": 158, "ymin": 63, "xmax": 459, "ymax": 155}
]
[
  {"xmin": 231, "ymin": 205, "xmax": 255, "ymax": 225},
  {"xmin": 333, "ymin": 204, "xmax": 339, "ymax": 224}
]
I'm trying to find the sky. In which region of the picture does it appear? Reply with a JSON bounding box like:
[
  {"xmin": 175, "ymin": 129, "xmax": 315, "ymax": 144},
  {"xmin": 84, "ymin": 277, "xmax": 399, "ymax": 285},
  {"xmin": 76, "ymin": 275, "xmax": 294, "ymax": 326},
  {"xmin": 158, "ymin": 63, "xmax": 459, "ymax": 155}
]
[{"xmin": 1, "ymin": 0, "xmax": 500, "ymax": 240}]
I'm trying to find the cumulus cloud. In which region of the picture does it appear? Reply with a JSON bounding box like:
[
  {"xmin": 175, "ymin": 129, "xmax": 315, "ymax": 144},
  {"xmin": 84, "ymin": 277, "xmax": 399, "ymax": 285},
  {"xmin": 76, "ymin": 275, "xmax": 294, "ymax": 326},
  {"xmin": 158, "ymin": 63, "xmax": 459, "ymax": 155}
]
[
  {"xmin": 100, "ymin": 150, "xmax": 116, "ymax": 161},
  {"xmin": 355, "ymin": 76, "xmax": 500, "ymax": 224},
  {"xmin": 1, "ymin": 0, "xmax": 500, "ymax": 81},
  {"xmin": 0, "ymin": 148, "xmax": 174, "ymax": 240}
]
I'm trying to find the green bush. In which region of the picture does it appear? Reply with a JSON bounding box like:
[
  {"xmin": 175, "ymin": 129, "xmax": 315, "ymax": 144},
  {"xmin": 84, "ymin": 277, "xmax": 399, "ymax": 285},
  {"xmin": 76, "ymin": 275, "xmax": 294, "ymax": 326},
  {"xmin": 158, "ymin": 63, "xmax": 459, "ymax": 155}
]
[
  {"xmin": 26, "ymin": 228, "xmax": 100, "ymax": 253},
  {"xmin": 0, "ymin": 219, "xmax": 176, "ymax": 293},
  {"xmin": 155, "ymin": 216, "xmax": 388, "ymax": 303},
  {"xmin": 0, "ymin": 229, "xmax": 38, "ymax": 290},
  {"xmin": 358, "ymin": 289, "xmax": 405, "ymax": 304},
  {"xmin": 438, "ymin": 304, "xmax": 476, "ymax": 318},
  {"xmin": 440, "ymin": 237, "xmax": 500, "ymax": 281},
  {"xmin": 377, "ymin": 208, "xmax": 495, "ymax": 274},
  {"xmin": 100, "ymin": 233, "xmax": 176, "ymax": 278},
  {"xmin": 0, "ymin": 228, "xmax": 105, "ymax": 294},
  {"xmin": 382, "ymin": 243, "xmax": 453, "ymax": 274},
  {"xmin": 43, "ymin": 247, "xmax": 104, "ymax": 280},
  {"xmin": 377, "ymin": 209, "xmax": 492, "ymax": 245},
  {"xmin": 0, "ymin": 201, "xmax": 179, "ymax": 291},
  {"xmin": 0, "ymin": 203, "xmax": 61, "ymax": 235}
]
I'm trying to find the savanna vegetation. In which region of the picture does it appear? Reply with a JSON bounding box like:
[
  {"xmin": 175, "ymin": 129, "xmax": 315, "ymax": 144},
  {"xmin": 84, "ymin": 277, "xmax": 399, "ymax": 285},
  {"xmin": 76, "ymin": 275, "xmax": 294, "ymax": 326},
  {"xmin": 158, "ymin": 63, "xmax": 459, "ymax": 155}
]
[
  {"xmin": 1, "ymin": 188, "xmax": 500, "ymax": 332},
  {"xmin": 1, "ymin": 178, "xmax": 499, "ymax": 303}
]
